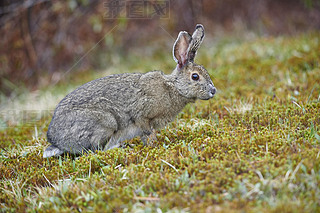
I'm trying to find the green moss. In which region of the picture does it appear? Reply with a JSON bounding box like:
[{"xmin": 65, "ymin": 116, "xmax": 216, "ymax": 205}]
[{"xmin": 1, "ymin": 33, "xmax": 320, "ymax": 212}]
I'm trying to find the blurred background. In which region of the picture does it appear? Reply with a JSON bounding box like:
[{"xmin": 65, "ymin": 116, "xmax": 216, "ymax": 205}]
[{"xmin": 1, "ymin": 0, "xmax": 320, "ymax": 96}]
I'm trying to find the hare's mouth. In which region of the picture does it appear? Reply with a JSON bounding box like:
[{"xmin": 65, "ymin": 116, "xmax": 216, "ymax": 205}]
[
  {"xmin": 202, "ymin": 87, "xmax": 216, "ymax": 100},
  {"xmin": 201, "ymin": 95, "xmax": 213, "ymax": 100},
  {"xmin": 199, "ymin": 94, "xmax": 214, "ymax": 100},
  {"xmin": 208, "ymin": 93, "xmax": 215, "ymax": 99}
]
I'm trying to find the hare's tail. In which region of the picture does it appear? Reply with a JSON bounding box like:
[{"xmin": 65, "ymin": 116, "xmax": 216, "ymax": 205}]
[{"xmin": 43, "ymin": 145, "xmax": 64, "ymax": 158}]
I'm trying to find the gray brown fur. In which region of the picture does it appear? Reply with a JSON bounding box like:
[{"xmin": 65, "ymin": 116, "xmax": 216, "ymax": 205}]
[{"xmin": 44, "ymin": 24, "xmax": 216, "ymax": 158}]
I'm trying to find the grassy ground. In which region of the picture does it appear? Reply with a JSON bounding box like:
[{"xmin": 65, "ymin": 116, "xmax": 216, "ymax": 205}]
[{"xmin": 1, "ymin": 33, "xmax": 320, "ymax": 212}]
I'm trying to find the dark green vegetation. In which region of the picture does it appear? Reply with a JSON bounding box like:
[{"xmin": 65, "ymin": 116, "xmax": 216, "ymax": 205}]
[{"xmin": 1, "ymin": 33, "xmax": 320, "ymax": 212}]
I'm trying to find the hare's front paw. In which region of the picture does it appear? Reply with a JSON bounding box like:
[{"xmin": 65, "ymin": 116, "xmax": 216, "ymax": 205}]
[
  {"xmin": 141, "ymin": 130, "xmax": 157, "ymax": 147},
  {"xmin": 120, "ymin": 142, "xmax": 135, "ymax": 149}
]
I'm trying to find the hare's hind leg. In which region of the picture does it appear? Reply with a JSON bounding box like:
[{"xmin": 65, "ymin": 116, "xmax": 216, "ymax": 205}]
[
  {"xmin": 43, "ymin": 145, "xmax": 64, "ymax": 158},
  {"xmin": 47, "ymin": 110, "xmax": 118, "ymax": 156},
  {"xmin": 74, "ymin": 112, "xmax": 118, "ymax": 153}
]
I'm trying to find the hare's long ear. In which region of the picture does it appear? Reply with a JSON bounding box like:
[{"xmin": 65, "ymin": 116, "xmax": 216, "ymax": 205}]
[
  {"xmin": 187, "ymin": 24, "xmax": 205, "ymax": 62},
  {"xmin": 173, "ymin": 31, "xmax": 192, "ymax": 69}
]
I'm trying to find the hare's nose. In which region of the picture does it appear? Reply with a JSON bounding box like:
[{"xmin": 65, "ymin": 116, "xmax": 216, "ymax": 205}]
[{"xmin": 210, "ymin": 85, "xmax": 216, "ymax": 96}]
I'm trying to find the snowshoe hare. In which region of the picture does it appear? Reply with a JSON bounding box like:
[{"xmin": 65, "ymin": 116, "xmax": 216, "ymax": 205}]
[{"xmin": 44, "ymin": 24, "xmax": 216, "ymax": 158}]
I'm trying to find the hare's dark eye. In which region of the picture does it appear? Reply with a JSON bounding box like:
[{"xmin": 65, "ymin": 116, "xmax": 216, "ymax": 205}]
[{"xmin": 191, "ymin": 73, "xmax": 199, "ymax": 81}]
